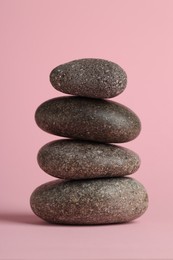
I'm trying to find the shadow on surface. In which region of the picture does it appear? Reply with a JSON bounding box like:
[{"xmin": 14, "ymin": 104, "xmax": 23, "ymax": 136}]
[
  {"xmin": 0, "ymin": 212, "xmax": 136, "ymax": 226},
  {"xmin": 0, "ymin": 212, "xmax": 48, "ymax": 226}
]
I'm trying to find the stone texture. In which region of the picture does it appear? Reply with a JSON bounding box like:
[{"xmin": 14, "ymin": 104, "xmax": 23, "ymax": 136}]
[
  {"xmin": 49, "ymin": 58, "xmax": 127, "ymax": 99},
  {"xmin": 35, "ymin": 96, "xmax": 141, "ymax": 143},
  {"xmin": 30, "ymin": 177, "xmax": 148, "ymax": 225},
  {"xmin": 37, "ymin": 139, "xmax": 140, "ymax": 179}
]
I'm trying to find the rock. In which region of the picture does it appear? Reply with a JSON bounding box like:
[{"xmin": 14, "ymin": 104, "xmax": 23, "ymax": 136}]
[
  {"xmin": 49, "ymin": 58, "xmax": 127, "ymax": 99},
  {"xmin": 30, "ymin": 177, "xmax": 148, "ymax": 225},
  {"xmin": 35, "ymin": 96, "xmax": 141, "ymax": 143},
  {"xmin": 37, "ymin": 139, "xmax": 140, "ymax": 179}
]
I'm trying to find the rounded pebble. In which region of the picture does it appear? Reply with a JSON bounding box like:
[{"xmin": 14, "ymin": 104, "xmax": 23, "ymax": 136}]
[
  {"xmin": 49, "ymin": 58, "xmax": 127, "ymax": 98},
  {"xmin": 35, "ymin": 96, "xmax": 141, "ymax": 143},
  {"xmin": 30, "ymin": 177, "xmax": 148, "ymax": 225},
  {"xmin": 37, "ymin": 139, "xmax": 140, "ymax": 179}
]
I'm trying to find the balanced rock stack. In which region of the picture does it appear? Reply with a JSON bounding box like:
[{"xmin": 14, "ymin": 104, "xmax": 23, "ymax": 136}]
[{"xmin": 30, "ymin": 58, "xmax": 148, "ymax": 225}]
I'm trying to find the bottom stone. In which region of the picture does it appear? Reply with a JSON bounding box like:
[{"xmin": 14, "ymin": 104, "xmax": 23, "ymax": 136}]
[{"xmin": 30, "ymin": 178, "xmax": 148, "ymax": 225}]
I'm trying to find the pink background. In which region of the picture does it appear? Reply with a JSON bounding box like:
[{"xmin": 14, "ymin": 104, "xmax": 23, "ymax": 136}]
[{"xmin": 1, "ymin": 0, "xmax": 173, "ymax": 259}]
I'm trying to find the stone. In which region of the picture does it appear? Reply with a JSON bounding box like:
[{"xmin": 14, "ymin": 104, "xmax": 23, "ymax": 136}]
[
  {"xmin": 49, "ymin": 58, "xmax": 127, "ymax": 99},
  {"xmin": 30, "ymin": 177, "xmax": 148, "ymax": 225},
  {"xmin": 37, "ymin": 139, "xmax": 140, "ymax": 179},
  {"xmin": 35, "ymin": 96, "xmax": 141, "ymax": 143}
]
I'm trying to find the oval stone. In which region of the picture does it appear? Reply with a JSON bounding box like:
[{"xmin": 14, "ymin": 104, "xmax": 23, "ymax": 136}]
[
  {"xmin": 35, "ymin": 96, "xmax": 141, "ymax": 143},
  {"xmin": 37, "ymin": 139, "xmax": 140, "ymax": 179},
  {"xmin": 30, "ymin": 178, "xmax": 148, "ymax": 225},
  {"xmin": 49, "ymin": 58, "xmax": 127, "ymax": 98}
]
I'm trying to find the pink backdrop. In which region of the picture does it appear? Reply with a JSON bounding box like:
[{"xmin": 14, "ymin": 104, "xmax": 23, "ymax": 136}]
[{"xmin": 1, "ymin": 0, "xmax": 173, "ymax": 259}]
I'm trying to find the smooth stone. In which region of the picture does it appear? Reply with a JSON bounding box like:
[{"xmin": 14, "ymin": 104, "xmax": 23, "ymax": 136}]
[
  {"xmin": 30, "ymin": 178, "xmax": 148, "ymax": 225},
  {"xmin": 37, "ymin": 139, "xmax": 140, "ymax": 179},
  {"xmin": 35, "ymin": 96, "xmax": 141, "ymax": 143},
  {"xmin": 49, "ymin": 58, "xmax": 127, "ymax": 99}
]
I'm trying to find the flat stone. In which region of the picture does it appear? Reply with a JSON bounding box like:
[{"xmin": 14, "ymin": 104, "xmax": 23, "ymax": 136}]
[
  {"xmin": 35, "ymin": 96, "xmax": 141, "ymax": 143},
  {"xmin": 30, "ymin": 178, "xmax": 148, "ymax": 225},
  {"xmin": 49, "ymin": 58, "xmax": 127, "ymax": 98},
  {"xmin": 37, "ymin": 139, "xmax": 140, "ymax": 179}
]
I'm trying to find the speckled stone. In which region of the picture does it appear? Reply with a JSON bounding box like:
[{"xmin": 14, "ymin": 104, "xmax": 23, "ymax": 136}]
[
  {"xmin": 49, "ymin": 58, "xmax": 127, "ymax": 99},
  {"xmin": 30, "ymin": 177, "xmax": 148, "ymax": 225},
  {"xmin": 37, "ymin": 139, "xmax": 140, "ymax": 179},
  {"xmin": 35, "ymin": 96, "xmax": 141, "ymax": 143}
]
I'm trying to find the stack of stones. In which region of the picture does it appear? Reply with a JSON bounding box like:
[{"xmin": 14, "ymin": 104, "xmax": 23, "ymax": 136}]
[{"xmin": 30, "ymin": 58, "xmax": 148, "ymax": 225}]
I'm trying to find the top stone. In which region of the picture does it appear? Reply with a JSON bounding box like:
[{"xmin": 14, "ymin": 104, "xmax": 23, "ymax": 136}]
[{"xmin": 50, "ymin": 58, "xmax": 127, "ymax": 99}]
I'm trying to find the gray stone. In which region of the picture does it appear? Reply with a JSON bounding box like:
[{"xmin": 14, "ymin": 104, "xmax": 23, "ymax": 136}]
[
  {"xmin": 37, "ymin": 139, "xmax": 140, "ymax": 179},
  {"xmin": 30, "ymin": 178, "xmax": 148, "ymax": 225},
  {"xmin": 49, "ymin": 58, "xmax": 127, "ymax": 99},
  {"xmin": 35, "ymin": 96, "xmax": 141, "ymax": 143}
]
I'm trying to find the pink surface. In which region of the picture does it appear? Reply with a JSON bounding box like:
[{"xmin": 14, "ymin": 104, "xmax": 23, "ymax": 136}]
[{"xmin": 0, "ymin": 0, "xmax": 173, "ymax": 259}]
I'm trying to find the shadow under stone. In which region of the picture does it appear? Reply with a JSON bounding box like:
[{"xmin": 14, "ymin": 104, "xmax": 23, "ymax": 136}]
[
  {"xmin": 0, "ymin": 212, "xmax": 137, "ymax": 227},
  {"xmin": 0, "ymin": 212, "xmax": 48, "ymax": 225}
]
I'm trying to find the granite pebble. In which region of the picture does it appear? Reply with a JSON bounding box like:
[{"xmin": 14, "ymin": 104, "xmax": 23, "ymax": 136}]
[
  {"xmin": 35, "ymin": 96, "xmax": 141, "ymax": 143},
  {"xmin": 37, "ymin": 139, "xmax": 140, "ymax": 179},
  {"xmin": 30, "ymin": 177, "xmax": 148, "ymax": 225},
  {"xmin": 49, "ymin": 58, "xmax": 127, "ymax": 99}
]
